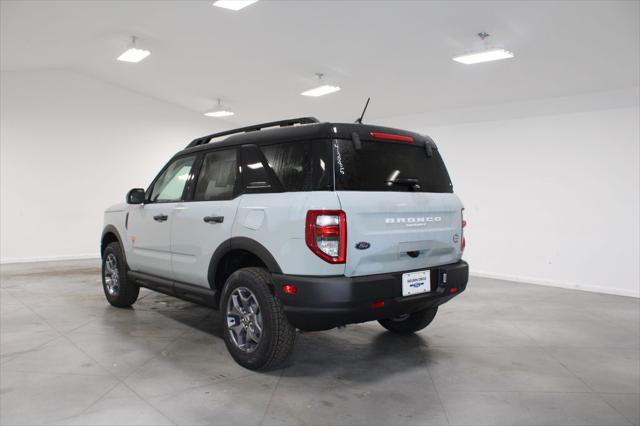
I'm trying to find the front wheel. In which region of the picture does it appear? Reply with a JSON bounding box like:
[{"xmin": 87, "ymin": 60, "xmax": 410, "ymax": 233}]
[
  {"xmin": 378, "ymin": 306, "xmax": 438, "ymax": 334},
  {"xmin": 221, "ymin": 267, "xmax": 296, "ymax": 370},
  {"xmin": 102, "ymin": 242, "xmax": 139, "ymax": 308}
]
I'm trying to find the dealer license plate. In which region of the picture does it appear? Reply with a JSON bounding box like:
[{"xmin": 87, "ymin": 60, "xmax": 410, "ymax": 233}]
[{"xmin": 402, "ymin": 270, "xmax": 430, "ymax": 296}]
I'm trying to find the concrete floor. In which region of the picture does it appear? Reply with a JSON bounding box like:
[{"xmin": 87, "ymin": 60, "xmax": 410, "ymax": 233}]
[{"xmin": 0, "ymin": 260, "xmax": 638, "ymax": 426}]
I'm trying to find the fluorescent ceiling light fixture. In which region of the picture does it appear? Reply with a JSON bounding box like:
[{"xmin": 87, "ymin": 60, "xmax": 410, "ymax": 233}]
[
  {"xmin": 301, "ymin": 73, "xmax": 341, "ymax": 97},
  {"xmin": 117, "ymin": 48, "xmax": 150, "ymax": 63},
  {"xmin": 117, "ymin": 36, "xmax": 150, "ymax": 63},
  {"xmin": 452, "ymin": 48, "xmax": 514, "ymax": 65},
  {"xmin": 452, "ymin": 31, "xmax": 514, "ymax": 65},
  {"xmin": 213, "ymin": 0, "xmax": 258, "ymax": 11},
  {"xmin": 204, "ymin": 109, "xmax": 234, "ymax": 117},
  {"xmin": 301, "ymin": 84, "xmax": 341, "ymax": 97},
  {"xmin": 204, "ymin": 99, "xmax": 235, "ymax": 117}
]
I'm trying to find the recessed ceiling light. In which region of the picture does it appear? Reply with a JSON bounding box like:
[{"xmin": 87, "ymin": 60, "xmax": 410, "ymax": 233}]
[
  {"xmin": 301, "ymin": 73, "xmax": 341, "ymax": 97},
  {"xmin": 204, "ymin": 99, "xmax": 235, "ymax": 117},
  {"xmin": 452, "ymin": 32, "xmax": 514, "ymax": 65},
  {"xmin": 117, "ymin": 36, "xmax": 150, "ymax": 63},
  {"xmin": 213, "ymin": 0, "xmax": 258, "ymax": 11}
]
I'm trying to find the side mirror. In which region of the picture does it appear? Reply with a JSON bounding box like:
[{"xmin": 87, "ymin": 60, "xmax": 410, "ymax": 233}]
[{"xmin": 126, "ymin": 188, "xmax": 146, "ymax": 204}]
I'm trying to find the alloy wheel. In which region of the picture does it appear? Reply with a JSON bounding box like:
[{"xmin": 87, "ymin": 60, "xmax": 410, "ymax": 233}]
[
  {"xmin": 104, "ymin": 253, "xmax": 120, "ymax": 296},
  {"xmin": 226, "ymin": 287, "xmax": 263, "ymax": 353}
]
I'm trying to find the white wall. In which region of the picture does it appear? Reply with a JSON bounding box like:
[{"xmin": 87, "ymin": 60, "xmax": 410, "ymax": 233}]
[
  {"xmin": 0, "ymin": 70, "xmax": 225, "ymax": 263},
  {"xmin": 380, "ymin": 89, "xmax": 640, "ymax": 297},
  {"xmin": 2, "ymin": 72, "xmax": 638, "ymax": 298}
]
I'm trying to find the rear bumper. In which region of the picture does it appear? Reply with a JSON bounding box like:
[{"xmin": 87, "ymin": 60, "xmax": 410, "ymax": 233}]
[{"xmin": 272, "ymin": 260, "xmax": 468, "ymax": 331}]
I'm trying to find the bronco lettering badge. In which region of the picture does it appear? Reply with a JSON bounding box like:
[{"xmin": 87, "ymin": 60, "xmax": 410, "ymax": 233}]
[
  {"xmin": 385, "ymin": 216, "xmax": 442, "ymax": 223},
  {"xmin": 385, "ymin": 216, "xmax": 442, "ymax": 227}
]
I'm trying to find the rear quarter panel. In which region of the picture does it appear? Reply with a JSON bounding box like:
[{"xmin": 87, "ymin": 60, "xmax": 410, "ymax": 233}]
[{"xmin": 232, "ymin": 192, "xmax": 344, "ymax": 276}]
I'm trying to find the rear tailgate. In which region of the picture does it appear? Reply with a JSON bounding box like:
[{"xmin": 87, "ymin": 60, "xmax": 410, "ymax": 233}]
[
  {"xmin": 332, "ymin": 134, "xmax": 463, "ymax": 277},
  {"xmin": 337, "ymin": 191, "xmax": 463, "ymax": 277}
]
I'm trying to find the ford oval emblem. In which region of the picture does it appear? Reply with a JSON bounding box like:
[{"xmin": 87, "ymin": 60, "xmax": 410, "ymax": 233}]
[{"xmin": 355, "ymin": 241, "xmax": 371, "ymax": 250}]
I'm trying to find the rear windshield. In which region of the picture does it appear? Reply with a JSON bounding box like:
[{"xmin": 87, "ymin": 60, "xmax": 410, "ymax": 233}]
[{"xmin": 333, "ymin": 139, "xmax": 453, "ymax": 193}]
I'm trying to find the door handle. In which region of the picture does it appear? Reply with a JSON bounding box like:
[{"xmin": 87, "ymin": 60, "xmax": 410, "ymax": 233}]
[
  {"xmin": 153, "ymin": 214, "xmax": 168, "ymax": 222},
  {"xmin": 203, "ymin": 216, "xmax": 224, "ymax": 224}
]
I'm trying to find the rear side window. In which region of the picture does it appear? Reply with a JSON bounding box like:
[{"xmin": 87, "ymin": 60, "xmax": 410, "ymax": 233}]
[
  {"xmin": 194, "ymin": 149, "xmax": 237, "ymax": 201},
  {"xmin": 241, "ymin": 145, "xmax": 273, "ymax": 192},
  {"xmin": 334, "ymin": 139, "xmax": 452, "ymax": 193},
  {"xmin": 261, "ymin": 140, "xmax": 332, "ymax": 191}
]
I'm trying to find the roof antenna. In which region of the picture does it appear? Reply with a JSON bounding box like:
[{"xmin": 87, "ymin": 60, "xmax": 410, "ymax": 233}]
[{"xmin": 355, "ymin": 97, "xmax": 370, "ymax": 124}]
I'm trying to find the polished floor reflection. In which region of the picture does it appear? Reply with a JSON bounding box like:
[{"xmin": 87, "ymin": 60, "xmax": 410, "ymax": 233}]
[{"xmin": 1, "ymin": 260, "xmax": 638, "ymax": 425}]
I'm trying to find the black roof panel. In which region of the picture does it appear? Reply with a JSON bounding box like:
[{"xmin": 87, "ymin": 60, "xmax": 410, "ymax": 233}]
[{"xmin": 177, "ymin": 118, "xmax": 435, "ymax": 157}]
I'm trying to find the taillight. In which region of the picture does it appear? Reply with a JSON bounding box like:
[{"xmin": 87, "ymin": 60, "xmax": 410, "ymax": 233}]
[
  {"xmin": 461, "ymin": 208, "xmax": 466, "ymax": 251},
  {"xmin": 305, "ymin": 210, "xmax": 347, "ymax": 263}
]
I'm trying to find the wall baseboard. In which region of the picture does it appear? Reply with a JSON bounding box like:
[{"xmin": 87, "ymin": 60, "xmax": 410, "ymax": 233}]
[
  {"xmin": 471, "ymin": 270, "xmax": 639, "ymax": 299},
  {"xmin": 0, "ymin": 254, "xmax": 100, "ymax": 264},
  {"xmin": 1, "ymin": 255, "xmax": 638, "ymax": 299}
]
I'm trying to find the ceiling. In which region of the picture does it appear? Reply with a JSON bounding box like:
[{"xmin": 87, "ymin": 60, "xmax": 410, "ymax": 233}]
[{"xmin": 2, "ymin": 0, "xmax": 639, "ymax": 125}]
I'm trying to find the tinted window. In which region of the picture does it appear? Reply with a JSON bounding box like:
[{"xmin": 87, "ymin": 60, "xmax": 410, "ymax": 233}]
[
  {"xmin": 150, "ymin": 156, "xmax": 196, "ymax": 202},
  {"xmin": 241, "ymin": 145, "xmax": 273, "ymax": 191},
  {"xmin": 262, "ymin": 142, "xmax": 309, "ymax": 191},
  {"xmin": 194, "ymin": 149, "xmax": 237, "ymax": 201},
  {"xmin": 261, "ymin": 141, "xmax": 332, "ymax": 191},
  {"xmin": 334, "ymin": 140, "xmax": 452, "ymax": 193}
]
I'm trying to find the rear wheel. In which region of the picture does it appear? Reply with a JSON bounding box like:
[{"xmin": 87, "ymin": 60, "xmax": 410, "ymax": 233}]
[
  {"xmin": 378, "ymin": 306, "xmax": 438, "ymax": 334},
  {"xmin": 221, "ymin": 267, "xmax": 296, "ymax": 370},
  {"xmin": 102, "ymin": 242, "xmax": 139, "ymax": 308}
]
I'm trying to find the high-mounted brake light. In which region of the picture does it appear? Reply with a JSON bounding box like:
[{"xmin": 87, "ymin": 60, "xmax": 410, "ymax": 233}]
[
  {"xmin": 369, "ymin": 132, "xmax": 414, "ymax": 143},
  {"xmin": 305, "ymin": 210, "xmax": 347, "ymax": 264}
]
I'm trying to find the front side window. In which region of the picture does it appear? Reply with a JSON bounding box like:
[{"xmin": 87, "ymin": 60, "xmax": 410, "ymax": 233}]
[
  {"xmin": 194, "ymin": 149, "xmax": 238, "ymax": 201},
  {"xmin": 149, "ymin": 156, "xmax": 196, "ymax": 202}
]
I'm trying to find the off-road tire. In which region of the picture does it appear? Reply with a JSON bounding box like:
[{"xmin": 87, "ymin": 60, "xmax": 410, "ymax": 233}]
[
  {"xmin": 378, "ymin": 306, "xmax": 438, "ymax": 334},
  {"xmin": 221, "ymin": 267, "xmax": 296, "ymax": 370},
  {"xmin": 102, "ymin": 241, "xmax": 139, "ymax": 308}
]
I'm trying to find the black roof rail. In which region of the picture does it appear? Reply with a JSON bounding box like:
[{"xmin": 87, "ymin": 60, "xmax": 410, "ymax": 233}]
[{"xmin": 187, "ymin": 117, "xmax": 320, "ymax": 148}]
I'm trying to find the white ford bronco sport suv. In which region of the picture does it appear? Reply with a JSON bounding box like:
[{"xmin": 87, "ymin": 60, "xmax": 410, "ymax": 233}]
[{"xmin": 101, "ymin": 117, "xmax": 469, "ymax": 370}]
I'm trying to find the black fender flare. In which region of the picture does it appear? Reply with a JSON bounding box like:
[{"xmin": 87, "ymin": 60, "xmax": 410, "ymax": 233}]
[
  {"xmin": 101, "ymin": 225, "xmax": 129, "ymax": 267},
  {"xmin": 207, "ymin": 237, "xmax": 283, "ymax": 290}
]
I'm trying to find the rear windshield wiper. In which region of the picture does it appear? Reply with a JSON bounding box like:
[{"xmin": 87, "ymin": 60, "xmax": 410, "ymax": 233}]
[{"xmin": 385, "ymin": 178, "xmax": 421, "ymax": 191}]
